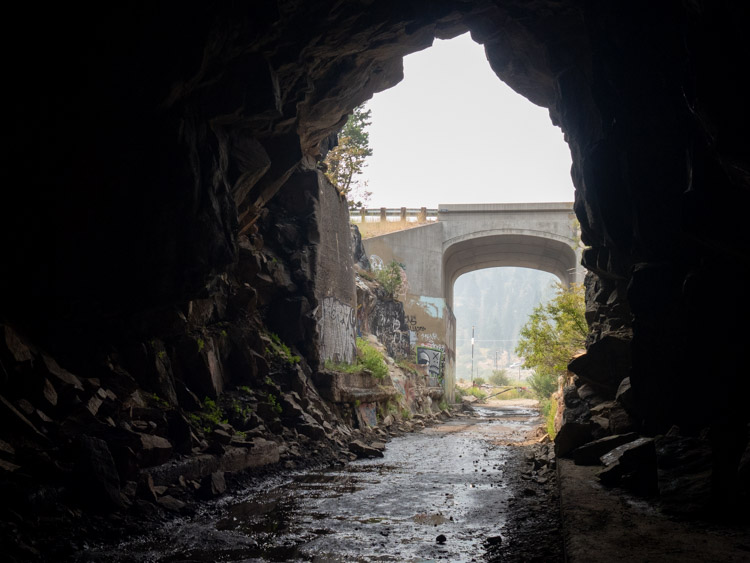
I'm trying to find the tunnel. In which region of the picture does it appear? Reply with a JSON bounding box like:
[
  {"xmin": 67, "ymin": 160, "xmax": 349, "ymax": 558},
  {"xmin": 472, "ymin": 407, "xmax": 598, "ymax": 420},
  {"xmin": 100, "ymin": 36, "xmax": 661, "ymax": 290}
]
[{"xmin": 1, "ymin": 1, "xmax": 749, "ymax": 559}]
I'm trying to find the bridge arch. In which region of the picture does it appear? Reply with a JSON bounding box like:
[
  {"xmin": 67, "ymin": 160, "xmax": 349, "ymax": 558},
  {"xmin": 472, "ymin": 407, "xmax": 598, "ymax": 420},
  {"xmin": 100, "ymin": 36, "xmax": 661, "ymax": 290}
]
[{"xmin": 442, "ymin": 230, "xmax": 579, "ymax": 307}]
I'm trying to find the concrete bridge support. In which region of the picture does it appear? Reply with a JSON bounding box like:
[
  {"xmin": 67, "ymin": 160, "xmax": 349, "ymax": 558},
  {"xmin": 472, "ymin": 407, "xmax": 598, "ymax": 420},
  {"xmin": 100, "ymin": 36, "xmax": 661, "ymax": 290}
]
[{"xmin": 362, "ymin": 202, "xmax": 583, "ymax": 401}]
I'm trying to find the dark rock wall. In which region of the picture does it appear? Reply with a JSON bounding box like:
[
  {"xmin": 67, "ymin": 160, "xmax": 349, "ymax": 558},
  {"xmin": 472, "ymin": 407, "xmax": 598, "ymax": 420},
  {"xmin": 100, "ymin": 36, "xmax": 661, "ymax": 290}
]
[{"xmin": 2, "ymin": 0, "xmax": 749, "ymax": 514}]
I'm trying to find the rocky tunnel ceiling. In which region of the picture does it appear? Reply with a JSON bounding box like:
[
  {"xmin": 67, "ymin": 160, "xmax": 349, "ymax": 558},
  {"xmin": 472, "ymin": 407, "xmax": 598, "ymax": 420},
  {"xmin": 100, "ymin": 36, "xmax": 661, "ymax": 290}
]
[{"xmin": 2, "ymin": 0, "xmax": 749, "ymax": 463}]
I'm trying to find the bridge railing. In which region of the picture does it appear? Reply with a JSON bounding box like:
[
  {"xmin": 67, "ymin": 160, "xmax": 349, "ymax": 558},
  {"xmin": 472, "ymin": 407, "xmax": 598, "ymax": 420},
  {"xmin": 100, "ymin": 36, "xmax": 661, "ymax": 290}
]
[{"xmin": 349, "ymin": 207, "xmax": 439, "ymax": 223}]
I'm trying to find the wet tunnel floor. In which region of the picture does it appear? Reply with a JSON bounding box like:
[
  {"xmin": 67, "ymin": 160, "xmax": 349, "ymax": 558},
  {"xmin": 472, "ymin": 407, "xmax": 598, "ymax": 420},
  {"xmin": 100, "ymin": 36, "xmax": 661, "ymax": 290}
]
[{"xmin": 83, "ymin": 405, "xmax": 562, "ymax": 562}]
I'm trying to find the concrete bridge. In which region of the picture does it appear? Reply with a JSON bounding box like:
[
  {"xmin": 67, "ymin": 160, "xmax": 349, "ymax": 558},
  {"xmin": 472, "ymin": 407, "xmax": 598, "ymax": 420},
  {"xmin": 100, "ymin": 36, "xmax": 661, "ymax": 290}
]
[{"xmin": 359, "ymin": 202, "xmax": 584, "ymax": 401}]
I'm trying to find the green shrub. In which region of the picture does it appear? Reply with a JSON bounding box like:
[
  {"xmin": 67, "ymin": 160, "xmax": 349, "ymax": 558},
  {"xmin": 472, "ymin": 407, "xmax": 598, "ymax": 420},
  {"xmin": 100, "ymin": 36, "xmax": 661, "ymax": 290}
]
[
  {"xmin": 528, "ymin": 371, "xmax": 558, "ymax": 400},
  {"xmin": 489, "ymin": 369, "xmax": 511, "ymax": 386},
  {"xmin": 188, "ymin": 397, "xmax": 229, "ymax": 433},
  {"xmin": 375, "ymin": 260, "xmax": 405, "ymax": 298},
  {"xmin": 265, "ymin": 332, "xmax": 301, "ymax": 365},
  {"xmin": 267, "ymin": 393, "xmax": 283, "ymax": 415},
  {"xmin": 149, "ymin": 393, "xmax": 169, "ymax": 408},
  {"xmin": 473, "ymin": 376, "xmax": 486, "ymax": 387},
  {"xmin": 539, "ymin": 397, "xmax": 557, "ymax": 438},
  {"xmin": 325, "ymin": 338, "xmax": 388, "ymax": 380},
  {"xmin": 356, "ymin": 338, "xmax": 388, "ymax": 379}
]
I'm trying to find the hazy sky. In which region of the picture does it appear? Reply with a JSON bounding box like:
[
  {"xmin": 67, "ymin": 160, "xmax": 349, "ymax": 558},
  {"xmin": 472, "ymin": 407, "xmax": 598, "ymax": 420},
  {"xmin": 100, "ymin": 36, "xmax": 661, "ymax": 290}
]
[{"xmin": 361, "ymin": 33, "xmax": 575, "ymax": 208}]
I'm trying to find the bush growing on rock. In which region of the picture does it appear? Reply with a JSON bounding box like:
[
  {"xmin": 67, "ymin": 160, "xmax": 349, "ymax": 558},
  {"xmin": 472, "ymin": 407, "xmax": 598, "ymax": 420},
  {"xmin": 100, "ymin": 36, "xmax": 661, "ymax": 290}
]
[
  {"xmin": 375, "ymin": 260, "xmax": 406, "ymax": 299},
  {"xmin": 356, "ymin": 338, "xmax": 388, "ymax": 379}
]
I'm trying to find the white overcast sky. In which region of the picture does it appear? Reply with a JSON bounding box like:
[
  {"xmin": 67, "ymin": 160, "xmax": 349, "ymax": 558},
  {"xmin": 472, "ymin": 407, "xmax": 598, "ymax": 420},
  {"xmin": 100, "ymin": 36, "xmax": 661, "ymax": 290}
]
[{"xmin": 361, "ymin": 32, "xmax": 575, "ymax": 208}]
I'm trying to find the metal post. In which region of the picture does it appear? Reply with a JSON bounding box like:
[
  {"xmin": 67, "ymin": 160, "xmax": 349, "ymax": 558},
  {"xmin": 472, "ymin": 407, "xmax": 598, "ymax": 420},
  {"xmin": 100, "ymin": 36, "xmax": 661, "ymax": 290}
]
[{"xmin": 471, "ymin": 325, "xmax": 475, "ymax": 384}]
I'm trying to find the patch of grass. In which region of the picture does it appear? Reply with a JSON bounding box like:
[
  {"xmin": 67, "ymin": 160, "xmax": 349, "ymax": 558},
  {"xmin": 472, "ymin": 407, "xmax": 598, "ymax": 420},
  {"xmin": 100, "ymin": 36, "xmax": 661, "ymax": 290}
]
[
  {"xmin": 188, "ymin": 397, "xmax": 229, "ymax": 434},
  {"xmin": 325, "ymin": 338, "xmax": 388, "ymax": 380},
  {"xmin": 231, "ymin": 399, "xmax": 252, "ymax": 419},
  {"xmin": 401, "ymin": 407, "xmax": 412, "ymax": 419},
  {"xmin": 438, "ymin": 399, "xmax": 448, "ymax": 411},
  {"xmin": 149, "ymin": 393, "xmax": 170, "ymax": 408},
  {"xmin": 267, "ymin": 392, "xmax": 283, "ymax": 415},
  {"xmin": 465, "ymin": 386, "xmax": 487, "ymax": 400},
  {"xmin": 539, "ymin": 397, "xmax": 557, "ymax": 438},
  {"xmin": 202, "ymin": 398, "xmax": 227, "ymax": 425},
  {"xmin": 395, "ymin": 359, "xmax": 419, "ymax": 376},
  {"xmin": 490, "ymin": 383, "xmax": 534, "ymax": 401},
  {"xmin": 265, "ymin": 332, "xmax": 301, "ymax": 365},
  {"xmin": 324, "ymin": 359, "xmax": 362, "ymax": 373},
  {"xmin": 356, "ymin": 338, "xmax": 388, "ymax": 379}
]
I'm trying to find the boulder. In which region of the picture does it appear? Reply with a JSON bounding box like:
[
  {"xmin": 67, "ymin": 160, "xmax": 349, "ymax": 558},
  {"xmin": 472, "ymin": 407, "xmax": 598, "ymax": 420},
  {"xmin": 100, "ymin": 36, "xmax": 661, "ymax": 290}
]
[
  {"xmin": 655, "ymin": 434, "xmax": 713, "ymax": 515},
  {"xmin": 199, "ymin": 471, "xmax": 227, "ymax": 498},
  {"xmin": 137, "ymin": 433, "xmax": 174, "ymax": 467},
  {"xmin": 615, "ymin": 376, "xmax": 635, "ymax": 412},
  {"xmin": 157, "ymin": 495, "xmax": 186, "ymax": 513},
  {"xmin": 554, "ymin": 422, "xmax": 594, "ymax": 457},
  {"xmin": 75, "ymin": 435, "xmax": 124, "ymax": 511},
  {"xmin": 349, "ymin": 439, "xmax": 384, "ymax": 459},
  {"xmin": 571, "ymin": 433, "xmax": 639, "ymax": 465},
  {"xmin": 220, "ymin": 438, "xmax": 280, "ymax": 472},
  {"xmin": 597, "ymin": 437, "xmax": 657, "ymax": 494},
  {"xmin": 567, "ymin": 335, "xmax": 631, "ymax": 396}
]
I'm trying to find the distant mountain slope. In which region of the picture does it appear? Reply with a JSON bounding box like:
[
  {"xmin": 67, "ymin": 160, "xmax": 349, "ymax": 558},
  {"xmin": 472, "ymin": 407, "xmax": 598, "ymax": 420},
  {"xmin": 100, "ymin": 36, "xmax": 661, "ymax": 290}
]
[{"xmin": 453, "ymin": 267, "xmax": 558, "ymax": 380}]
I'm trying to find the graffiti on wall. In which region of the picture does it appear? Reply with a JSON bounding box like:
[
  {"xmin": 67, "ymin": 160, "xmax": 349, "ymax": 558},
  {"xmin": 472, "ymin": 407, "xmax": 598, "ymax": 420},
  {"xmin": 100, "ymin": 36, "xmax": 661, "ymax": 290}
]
[
  {"xmin": 372, "ymin": 302, "xmax": 412, "ymax": 360},
  {"xmin": 319, "ymin": 297, "xmax": 356, "ymax": 363},
  {"xmin": 404, "ymin": 315, "xmax": 426, "ymax": 333},
  {"xmin": 369, "ymin": 254, "xmax": 384, "ymax": 272},
  {"xmin": 416, "ymin": 345, "xmax": 444, "ymax": 386}
]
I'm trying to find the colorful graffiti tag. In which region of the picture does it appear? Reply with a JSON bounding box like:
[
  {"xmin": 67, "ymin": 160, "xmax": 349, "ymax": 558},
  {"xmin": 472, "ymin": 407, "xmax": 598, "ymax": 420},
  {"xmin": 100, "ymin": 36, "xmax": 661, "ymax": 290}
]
[{"xmin": 416, "ymin": 345, "xmax": 444, "ymax": 386}]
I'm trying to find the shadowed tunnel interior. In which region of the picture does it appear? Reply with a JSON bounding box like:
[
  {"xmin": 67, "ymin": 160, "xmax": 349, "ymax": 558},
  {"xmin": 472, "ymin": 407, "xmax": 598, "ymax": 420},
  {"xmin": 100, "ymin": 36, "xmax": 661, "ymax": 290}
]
[{"xmin": 1, "ymin": 1, "xmax": 749, "ymax": 559}]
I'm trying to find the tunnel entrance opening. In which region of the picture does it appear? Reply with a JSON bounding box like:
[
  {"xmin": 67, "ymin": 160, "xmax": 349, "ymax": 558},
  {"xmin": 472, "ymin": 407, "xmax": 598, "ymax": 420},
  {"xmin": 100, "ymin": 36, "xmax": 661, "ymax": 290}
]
[
  {"xmin": 358, "ymin": 32, "xmax": 574, "ymax": 210},
  {"xmin": 3, "ymin": 3, "xmax": 750, "ymax": 561},
  {"xmin": 452, "ymin": 266, "xmax": 559, "ymax": 385}
]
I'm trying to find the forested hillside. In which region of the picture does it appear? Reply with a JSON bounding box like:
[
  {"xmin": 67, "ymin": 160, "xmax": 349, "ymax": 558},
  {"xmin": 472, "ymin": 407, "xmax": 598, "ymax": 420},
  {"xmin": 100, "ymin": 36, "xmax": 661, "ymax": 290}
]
[{"xmin": 453, "ymin": 267, "xmax": 558, "ymax": 380}]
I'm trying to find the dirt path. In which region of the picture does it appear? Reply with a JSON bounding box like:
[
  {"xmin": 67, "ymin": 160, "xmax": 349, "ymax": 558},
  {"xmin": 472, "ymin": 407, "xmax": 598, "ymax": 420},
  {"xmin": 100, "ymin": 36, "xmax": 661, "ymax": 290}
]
[{"xmin": 78, "ymin": 404, "xmax": 563, "ymax": 562}]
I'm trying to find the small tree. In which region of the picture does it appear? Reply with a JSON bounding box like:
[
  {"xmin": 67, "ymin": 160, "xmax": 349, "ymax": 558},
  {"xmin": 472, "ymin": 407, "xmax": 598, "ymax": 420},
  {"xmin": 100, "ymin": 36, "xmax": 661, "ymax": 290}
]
[
  {"xmin": 515, "ymin": 282, "xmax": 587, "ymax": 382},
  {"xmin": 324, "ymin": 104, "xmax": 373, "ymax": 209},
  {"xmin": 527, "ymin": 371, "xmax": 558, "ymax": 400},
  {"xmin": 489, "ymin": 369, "xmax": 511, "ymax": 386},
  {"xmin": 375, "ymin": 260, "xmax": 406, "ymax": 299}
]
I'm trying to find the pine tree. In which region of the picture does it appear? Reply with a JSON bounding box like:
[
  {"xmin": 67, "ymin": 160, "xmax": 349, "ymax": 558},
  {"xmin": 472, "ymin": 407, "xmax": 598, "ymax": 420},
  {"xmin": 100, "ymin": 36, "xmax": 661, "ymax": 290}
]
[{"xmin": 324, "ymin": 104, "xmax": 373, "ymax": 209}]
